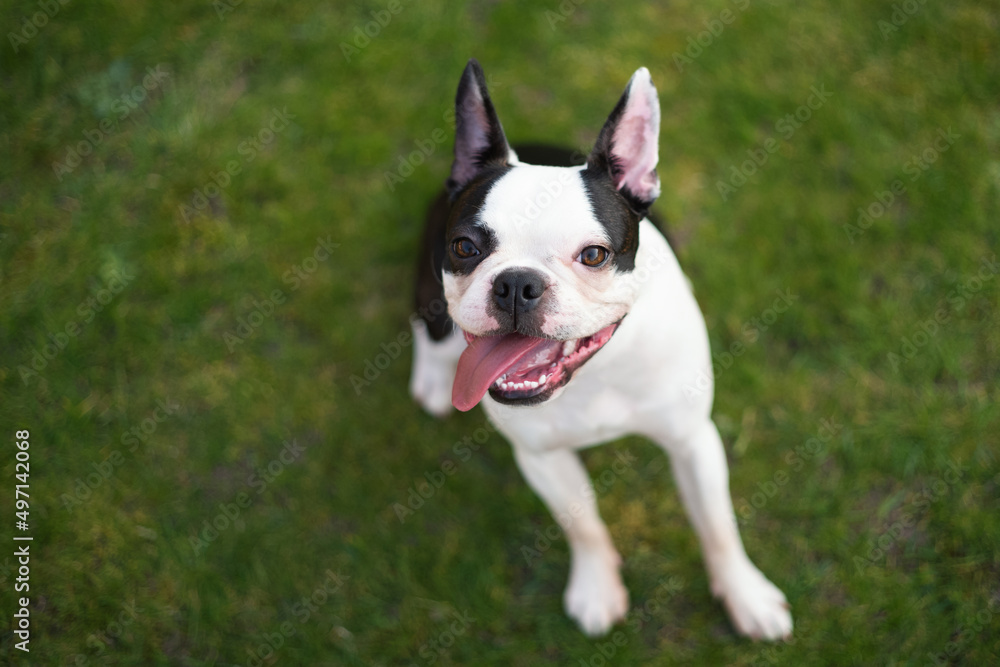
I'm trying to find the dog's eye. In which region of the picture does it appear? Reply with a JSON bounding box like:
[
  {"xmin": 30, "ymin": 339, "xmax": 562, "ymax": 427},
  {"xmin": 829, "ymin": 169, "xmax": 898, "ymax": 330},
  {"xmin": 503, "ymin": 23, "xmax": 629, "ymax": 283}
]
[
  {"xmin": 579, "ymin": 246, "xmax": 609, "ymax": 267},
  {"xmin": 452, "ymin": 238, "xmax": 480, "ymax": 259}
]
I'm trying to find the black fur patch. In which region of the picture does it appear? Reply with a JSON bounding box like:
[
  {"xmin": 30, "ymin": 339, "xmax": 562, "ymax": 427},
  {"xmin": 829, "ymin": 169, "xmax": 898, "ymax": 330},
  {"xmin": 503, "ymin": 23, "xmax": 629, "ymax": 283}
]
[
  {"xmin": 579, "ymin": 167, "xmax": 642, "ymax": 273},
  {"xmin": 413, "ymin": 165, "xmax": 509, "ymax": 342},
  {"xmin": 512, "ymin": 143, "xmax": 587, "ymax": 167},
  {"xmin": 444, "ymin": 165, "xmax": 509, "ymax": 275},
  {"xmin": 414, "ymin": 191, "xmax": 454, "ymax": 341}
]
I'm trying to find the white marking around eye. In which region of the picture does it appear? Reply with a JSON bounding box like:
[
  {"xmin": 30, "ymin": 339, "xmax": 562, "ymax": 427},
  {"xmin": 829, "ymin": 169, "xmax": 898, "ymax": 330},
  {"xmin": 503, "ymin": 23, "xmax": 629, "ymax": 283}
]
[{"xmin": 445, "ymin": 164, "xmax": 641, "ymax": 339}]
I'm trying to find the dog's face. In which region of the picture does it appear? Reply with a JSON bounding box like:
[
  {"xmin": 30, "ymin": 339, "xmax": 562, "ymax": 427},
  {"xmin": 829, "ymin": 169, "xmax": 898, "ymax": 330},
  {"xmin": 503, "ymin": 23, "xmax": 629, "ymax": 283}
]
[{"xmin": 445, "ymin": 61, "xmax": 662, "ymax": 412}]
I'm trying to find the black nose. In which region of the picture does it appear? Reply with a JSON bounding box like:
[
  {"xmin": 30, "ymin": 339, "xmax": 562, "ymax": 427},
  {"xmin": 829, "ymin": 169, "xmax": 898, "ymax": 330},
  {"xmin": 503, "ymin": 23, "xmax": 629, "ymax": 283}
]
[{"xmin": 493, "ymin": 268, "xmax": 547, "ymax": 318}]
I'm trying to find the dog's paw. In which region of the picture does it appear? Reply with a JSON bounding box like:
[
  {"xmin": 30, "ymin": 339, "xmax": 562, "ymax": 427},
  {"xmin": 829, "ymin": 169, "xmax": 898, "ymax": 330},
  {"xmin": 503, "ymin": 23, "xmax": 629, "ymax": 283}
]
[
  {"xmin": 712, "ymin": 560, "xmax": 792, "ymax": 641},
  {"xmin": 409, "ymin": 362, "xmax": 455, "ymax": 418},
  {"xmin": 564, "ymin": 550, "xmax": 629, "ymax": 636},
  {"xmin": 409, "ymin": 321, "xmax": 466, "ymax": 418}
]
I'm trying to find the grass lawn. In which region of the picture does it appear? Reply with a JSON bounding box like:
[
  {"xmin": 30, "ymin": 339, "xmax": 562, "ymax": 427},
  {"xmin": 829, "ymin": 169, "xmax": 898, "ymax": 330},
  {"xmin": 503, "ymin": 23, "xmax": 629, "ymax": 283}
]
[{"xmin": 1, "ymin": 0, "xmax": 998, "ymax": 664}]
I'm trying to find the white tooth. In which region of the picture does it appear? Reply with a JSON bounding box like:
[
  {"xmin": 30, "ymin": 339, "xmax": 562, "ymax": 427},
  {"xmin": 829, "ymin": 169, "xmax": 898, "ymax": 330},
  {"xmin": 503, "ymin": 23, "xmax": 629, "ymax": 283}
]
[
  {"xmin": 527, "ymin": 381, "xmax": 538, "ymax": 389},
  {"xmin": 539, "ymin": 374, "xmax": 547, "ymax": 384},
  {"xmin": 562, "ymin": 340, "xmax": 576, "ymax": 356}
]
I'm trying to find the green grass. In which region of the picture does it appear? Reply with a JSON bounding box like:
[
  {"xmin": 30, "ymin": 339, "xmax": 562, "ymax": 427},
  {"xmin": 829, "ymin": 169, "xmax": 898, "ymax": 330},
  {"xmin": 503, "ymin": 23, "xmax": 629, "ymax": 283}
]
[{"xmin": 1, "ymin": 0, "xmax": 999, "ymax": 664}]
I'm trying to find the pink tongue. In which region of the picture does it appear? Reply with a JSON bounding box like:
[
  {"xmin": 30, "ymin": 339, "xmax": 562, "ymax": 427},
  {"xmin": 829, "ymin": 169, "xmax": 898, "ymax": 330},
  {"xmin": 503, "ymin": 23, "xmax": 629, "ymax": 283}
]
[{"xmin": 452, "ymin": 333, "xmax": 548, "ymax": 412}]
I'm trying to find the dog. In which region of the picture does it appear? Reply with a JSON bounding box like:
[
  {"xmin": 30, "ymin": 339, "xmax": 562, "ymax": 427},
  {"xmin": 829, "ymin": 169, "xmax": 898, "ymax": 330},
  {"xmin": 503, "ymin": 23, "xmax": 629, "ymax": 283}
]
[{"xmin": 408, "ymin": 59, "xmax": 792, "ymax": 640}]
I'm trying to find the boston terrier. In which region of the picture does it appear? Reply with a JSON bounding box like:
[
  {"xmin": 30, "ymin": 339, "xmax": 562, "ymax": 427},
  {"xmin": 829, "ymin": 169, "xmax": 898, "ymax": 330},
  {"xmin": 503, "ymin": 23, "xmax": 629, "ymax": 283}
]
[{"xmin": 408, "ymin": 59, "xmax": 792, "ymax": 640}]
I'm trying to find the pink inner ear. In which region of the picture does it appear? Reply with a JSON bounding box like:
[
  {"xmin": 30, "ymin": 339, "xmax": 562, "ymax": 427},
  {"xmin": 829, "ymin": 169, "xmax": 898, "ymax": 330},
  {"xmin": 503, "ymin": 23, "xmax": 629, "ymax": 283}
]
[
  {"xmin": 612, "ymin": 71, "xmax": 661, "ymax": 200},
  {"xmin": 452, "ymin": 84, "xmax": 492, "ymax": 186}
]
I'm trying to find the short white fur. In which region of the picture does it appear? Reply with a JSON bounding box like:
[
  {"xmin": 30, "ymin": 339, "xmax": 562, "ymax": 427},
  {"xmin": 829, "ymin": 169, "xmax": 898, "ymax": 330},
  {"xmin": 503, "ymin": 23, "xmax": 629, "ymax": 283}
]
[
  {"xmin": 444, "ymin": 164, "xmax": 639, "ymax": 340},
  {"xmin": 411, "ymin": 66, "xmax": 793, "ymax": 641}
]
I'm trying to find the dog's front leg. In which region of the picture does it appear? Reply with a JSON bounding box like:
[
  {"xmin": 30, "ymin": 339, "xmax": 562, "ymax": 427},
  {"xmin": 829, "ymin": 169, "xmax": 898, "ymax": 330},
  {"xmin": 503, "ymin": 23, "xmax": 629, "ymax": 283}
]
[
  {"xmin": 409, "ymin": 320, "xmax": 466, "ymax": 418},
  {"xmin": 652, "ymin": 419, "xmax": 793, "ymax": 640},
  {"xmin": 512, "ymin": 446, "xmax": 629, "ymax": 636}
]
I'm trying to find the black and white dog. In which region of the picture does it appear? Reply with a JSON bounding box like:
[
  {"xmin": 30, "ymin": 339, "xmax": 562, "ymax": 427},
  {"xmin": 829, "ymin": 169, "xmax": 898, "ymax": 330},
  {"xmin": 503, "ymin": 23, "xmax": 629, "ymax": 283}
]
[{"xmin": 409, "ymin": 59, "xmax": 792, "ymax": 640}]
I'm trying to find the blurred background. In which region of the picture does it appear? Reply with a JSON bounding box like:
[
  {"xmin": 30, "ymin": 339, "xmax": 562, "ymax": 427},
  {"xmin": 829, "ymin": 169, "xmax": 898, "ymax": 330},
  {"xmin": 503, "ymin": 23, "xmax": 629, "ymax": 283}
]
[{"xmin": 1, "ymin": 0, "xmax": 998, "ymax": 664}]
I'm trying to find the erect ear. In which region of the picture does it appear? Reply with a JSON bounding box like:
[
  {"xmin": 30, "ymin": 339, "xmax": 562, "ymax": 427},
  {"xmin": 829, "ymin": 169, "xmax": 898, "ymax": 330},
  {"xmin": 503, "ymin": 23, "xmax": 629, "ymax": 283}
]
[
  {"xmin": 587, "ymin": 67, "xmax": 661, "ymax": 213},
  {"xmin": 447, "ymin": 59, "xmax": 513, "ymax": 197}
]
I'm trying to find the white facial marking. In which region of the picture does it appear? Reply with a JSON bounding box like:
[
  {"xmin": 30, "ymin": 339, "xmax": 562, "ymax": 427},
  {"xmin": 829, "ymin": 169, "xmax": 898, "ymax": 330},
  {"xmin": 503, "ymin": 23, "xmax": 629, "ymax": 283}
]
[{"xmin": 444, "ymin": 164, "xmax": 641, "ymax": 339}]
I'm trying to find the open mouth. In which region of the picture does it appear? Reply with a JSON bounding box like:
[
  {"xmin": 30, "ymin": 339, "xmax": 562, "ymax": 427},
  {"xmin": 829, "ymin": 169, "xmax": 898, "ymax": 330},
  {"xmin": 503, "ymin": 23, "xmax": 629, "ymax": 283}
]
[{"xmin": 451, "ymin": 321, "xmax": 622, "ymax": 412}]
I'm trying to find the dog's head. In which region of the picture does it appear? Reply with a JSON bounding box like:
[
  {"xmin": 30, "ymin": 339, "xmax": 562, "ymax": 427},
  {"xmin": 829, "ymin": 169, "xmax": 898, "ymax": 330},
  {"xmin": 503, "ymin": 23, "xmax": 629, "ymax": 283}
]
[{"xmin": 445, "ymin": 60, "xmax": 661, "ymax": 411}]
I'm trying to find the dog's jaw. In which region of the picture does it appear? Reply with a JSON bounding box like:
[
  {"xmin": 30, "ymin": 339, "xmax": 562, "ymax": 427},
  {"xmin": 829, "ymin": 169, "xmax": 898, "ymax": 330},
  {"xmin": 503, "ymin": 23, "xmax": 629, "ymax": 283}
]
[
  {"xmin": 482, "ymin": 320, "xmax": 621, "ymax": 407},
  {"xmin": 451, "ymin": 320, "xmax": 622, "ymax": 411}
]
